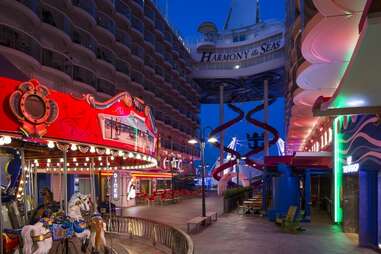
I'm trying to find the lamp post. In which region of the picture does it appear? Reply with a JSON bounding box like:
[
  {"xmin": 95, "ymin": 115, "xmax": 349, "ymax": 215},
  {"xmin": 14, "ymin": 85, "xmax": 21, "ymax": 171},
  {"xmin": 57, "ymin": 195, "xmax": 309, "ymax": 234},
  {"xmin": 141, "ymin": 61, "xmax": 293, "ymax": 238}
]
[{"xmin": 188, "ymin": 127, "xmax": 217, "ymax": 217}]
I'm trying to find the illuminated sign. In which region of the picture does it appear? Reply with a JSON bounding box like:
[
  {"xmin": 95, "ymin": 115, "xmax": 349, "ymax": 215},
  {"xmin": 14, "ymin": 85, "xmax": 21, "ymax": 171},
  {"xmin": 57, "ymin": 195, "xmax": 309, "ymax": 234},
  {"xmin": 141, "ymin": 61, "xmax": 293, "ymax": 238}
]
[
  {"xmin": 199, "ymin": 38, "xmax": 283, "ymax": 63},
  {"xmin": 112, "ymin": 172, "xmax": 119, "ymax": 201},
  {"xmin": 99, "ymin": 113, "xmax": 156, "ymax": 154},
  {"xmin": 343, "ymin": 156, "xmax": 359, "ymax": 174}
]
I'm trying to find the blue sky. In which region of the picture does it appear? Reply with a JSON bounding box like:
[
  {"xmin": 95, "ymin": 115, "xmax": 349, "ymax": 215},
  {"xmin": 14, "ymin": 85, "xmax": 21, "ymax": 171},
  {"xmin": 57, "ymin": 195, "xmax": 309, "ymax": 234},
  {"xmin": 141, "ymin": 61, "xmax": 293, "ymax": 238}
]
[{"xmin": 166, "ymin": 0, "xmax": 286, "ymax": 169}]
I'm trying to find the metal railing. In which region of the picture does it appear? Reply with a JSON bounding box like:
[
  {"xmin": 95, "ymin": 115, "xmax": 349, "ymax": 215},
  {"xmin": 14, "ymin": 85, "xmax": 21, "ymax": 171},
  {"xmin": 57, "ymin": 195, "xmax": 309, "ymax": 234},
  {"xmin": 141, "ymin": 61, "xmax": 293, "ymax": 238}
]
[{"xmin": 106, "ymin": 216, "xmax": 194, "ymax": 254}]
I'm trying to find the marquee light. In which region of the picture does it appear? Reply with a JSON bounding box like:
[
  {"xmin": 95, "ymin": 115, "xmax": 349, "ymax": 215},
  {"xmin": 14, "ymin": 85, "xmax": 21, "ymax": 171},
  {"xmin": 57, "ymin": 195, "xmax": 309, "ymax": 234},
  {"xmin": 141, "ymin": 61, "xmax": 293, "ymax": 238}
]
[{"xmin": 47, "ymin": 140, "xmax": 55, "ymax": 149}]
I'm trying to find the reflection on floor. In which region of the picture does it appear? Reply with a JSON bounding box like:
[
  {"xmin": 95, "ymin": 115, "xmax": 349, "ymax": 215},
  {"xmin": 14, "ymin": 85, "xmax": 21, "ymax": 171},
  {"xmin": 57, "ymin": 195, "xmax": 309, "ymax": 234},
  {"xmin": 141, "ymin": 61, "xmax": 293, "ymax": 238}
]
[{"xmin": 120, "ymin": 194, "xmax": 377, "ymax": 254}]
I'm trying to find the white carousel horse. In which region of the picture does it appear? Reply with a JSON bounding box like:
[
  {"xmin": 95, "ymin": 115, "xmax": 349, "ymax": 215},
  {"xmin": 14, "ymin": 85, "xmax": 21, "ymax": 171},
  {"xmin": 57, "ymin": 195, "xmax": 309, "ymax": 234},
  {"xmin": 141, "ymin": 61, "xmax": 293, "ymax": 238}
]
[
  {"xmin": 22, "ymin": 193, "xmax": 108, "ymax": 253},
  {"xmin": 67, "ymin": 193, "xmax": 92, "ymax": 251},
  {"xmin": 21, "ymin": 221, "xmax": 52, "ymax": 254}
]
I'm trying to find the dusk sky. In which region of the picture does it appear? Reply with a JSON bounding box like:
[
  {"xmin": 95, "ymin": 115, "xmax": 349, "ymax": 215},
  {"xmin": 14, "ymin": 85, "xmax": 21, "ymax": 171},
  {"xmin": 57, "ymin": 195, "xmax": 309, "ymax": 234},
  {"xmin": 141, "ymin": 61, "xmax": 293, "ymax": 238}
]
[{"xmin": 166, "ymin": 0, "xmax": 286, "ymax": 168}]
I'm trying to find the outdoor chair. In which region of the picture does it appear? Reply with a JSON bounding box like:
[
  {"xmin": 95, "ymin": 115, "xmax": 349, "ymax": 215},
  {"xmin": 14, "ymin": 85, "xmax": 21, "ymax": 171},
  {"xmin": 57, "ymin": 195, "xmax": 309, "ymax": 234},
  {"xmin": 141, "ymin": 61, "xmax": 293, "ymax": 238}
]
[{"xmin": 276, "ymin": 206, "xmax": 305, "ymax": 233}]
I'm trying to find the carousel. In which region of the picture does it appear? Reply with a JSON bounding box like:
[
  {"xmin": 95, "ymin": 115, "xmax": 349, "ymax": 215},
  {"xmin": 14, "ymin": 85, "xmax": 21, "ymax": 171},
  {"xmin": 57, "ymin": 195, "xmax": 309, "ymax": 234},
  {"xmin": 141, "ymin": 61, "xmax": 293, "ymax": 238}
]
[{"xmin": 0, "ymin": 77, "xmax": 158, "ymax": 254}]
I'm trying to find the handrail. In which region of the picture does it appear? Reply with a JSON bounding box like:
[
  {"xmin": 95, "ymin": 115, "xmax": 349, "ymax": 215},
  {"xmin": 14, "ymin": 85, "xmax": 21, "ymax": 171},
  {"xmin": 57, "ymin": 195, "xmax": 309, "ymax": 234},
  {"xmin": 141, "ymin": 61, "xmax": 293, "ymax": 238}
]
[{"xmin": 105, "ymin": 216, "xmax": 194, "ymax": 254}]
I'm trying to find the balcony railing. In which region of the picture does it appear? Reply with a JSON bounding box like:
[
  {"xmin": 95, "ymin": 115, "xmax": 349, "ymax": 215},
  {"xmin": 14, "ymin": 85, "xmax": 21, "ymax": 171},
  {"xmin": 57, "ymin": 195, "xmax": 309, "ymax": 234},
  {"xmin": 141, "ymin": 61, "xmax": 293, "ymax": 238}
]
[
  {"xmin": 131, "ymin": 43, "xmax": 144, "ymax": 60},
  {"xmin": 131, "ymin": 15, "xmax": 144, "ymax": 34},
  {"xmin": 144, "ymin": 6, "xmax": 155, "ymax": 22},
  {"xmin": 115, "ymin": 0, "xmax": 131, "ymax": 22},
  {"xmin": 116, "ymin": 29, "xmax": 131, "ymax": 49},
  {"xmin": 97, "ymin": 78, "xmax": 116, "ymax": 95},
  {"xmin": 115, "ymin": 58, "xmax": 130, "ymax": 76},
  {"xmin": 164, "ymin": 32, "xmax": 172, "ymax": 44},
  {"xmin": 154, "ymin": 65, "xmax": 164, "ymax": 77},
  {"xmin": 144, "ymin": 31, "xmax": 155, "ymax": 46},
  {"xmin": 72, "ymin": 28, "xmax": 97, "ymax": 54},
  {"xmin": 96, "ymin": 11, "xmax": 116, "ymax": 35},
  {"xmin": 73, "ymin": 65, "xmax": 97, "ymax": 88},
  {"xmin": 16, "ymin": 0, "xmax": 40, "ymax": 14},
  {"xmin": 144, "ymin": 55, "xmax": 155, "ymax": 70},
  {"xmin": 42, "ymin": 48, "xmax": 73, "ymax": 77},
  {"xmin": 40, "ymin": 3, "xmax": 74, "ymax": 38},
  {"xmin": 131, "ymin": 70, "xmax": 144, "ymax": 84},
  {"xmin": 0, "ymin": 25, "xmax": 41, "ymax": 61},
  {"xmin": 96, "ymin": 45, "xmax": 115, "ymax": 65},
  {"xmin": 155, "ymin": 42, "xmax": 164, "ymax": 57},
  {"xmin": 155, "ymin": 19, "xmax": 164, "ymax": 34},
  {"xmin": 71, "ymin": 0, "xmax": 96, "ymax": 18}
]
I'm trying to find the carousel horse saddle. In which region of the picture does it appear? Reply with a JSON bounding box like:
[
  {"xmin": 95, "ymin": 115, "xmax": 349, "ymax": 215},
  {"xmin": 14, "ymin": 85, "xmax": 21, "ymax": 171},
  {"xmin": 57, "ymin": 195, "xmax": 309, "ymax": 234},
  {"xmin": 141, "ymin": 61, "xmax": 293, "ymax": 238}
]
[
  {"xmin": 49, "ymin": 222, "xmax": 74, "ymax": 241},
  {"xmin": 2, "ymin": 229, "xmax": 21, "ymax": 254}
]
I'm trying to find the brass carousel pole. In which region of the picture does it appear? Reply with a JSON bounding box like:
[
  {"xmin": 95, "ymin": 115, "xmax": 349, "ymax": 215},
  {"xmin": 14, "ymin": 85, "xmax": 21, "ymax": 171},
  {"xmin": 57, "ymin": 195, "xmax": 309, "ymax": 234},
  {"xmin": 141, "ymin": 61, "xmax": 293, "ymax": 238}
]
[{"xmin": 20, "ymin": 148, "xmax": 28, "ymax": 224}]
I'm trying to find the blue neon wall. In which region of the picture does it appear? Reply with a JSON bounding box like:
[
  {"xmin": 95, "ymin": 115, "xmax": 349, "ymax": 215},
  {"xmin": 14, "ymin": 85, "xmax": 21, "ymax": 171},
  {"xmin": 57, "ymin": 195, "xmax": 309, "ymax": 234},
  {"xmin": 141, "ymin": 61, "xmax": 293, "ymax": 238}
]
[{"xmin": 339, "ymin": 115, "xmax": 381, "ymax": 248}]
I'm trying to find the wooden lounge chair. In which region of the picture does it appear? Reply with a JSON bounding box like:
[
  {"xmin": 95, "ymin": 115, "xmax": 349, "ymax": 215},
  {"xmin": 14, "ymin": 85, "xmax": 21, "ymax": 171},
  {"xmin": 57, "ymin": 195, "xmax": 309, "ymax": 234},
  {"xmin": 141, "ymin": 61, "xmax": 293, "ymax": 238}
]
[{"xmin": 276, "ymin": 206, "xmax": 305, "ymax": 233}]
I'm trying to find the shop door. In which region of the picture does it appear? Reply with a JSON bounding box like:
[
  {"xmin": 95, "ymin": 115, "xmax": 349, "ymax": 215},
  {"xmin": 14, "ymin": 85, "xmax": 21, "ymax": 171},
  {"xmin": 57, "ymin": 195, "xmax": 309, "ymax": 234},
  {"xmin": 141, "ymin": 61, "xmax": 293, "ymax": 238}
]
[{"xmin": 342, "ymin": 174, "xmax": 359, "ymax": 233}]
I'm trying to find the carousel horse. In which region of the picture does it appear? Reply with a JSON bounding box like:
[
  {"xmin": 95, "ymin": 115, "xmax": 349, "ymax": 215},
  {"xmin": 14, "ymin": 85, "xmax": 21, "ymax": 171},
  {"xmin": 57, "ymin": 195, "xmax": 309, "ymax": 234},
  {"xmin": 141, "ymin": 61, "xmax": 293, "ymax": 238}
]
[{"xmin": 21, "ymin": 193, "xmax": 108, "ymax": 254}]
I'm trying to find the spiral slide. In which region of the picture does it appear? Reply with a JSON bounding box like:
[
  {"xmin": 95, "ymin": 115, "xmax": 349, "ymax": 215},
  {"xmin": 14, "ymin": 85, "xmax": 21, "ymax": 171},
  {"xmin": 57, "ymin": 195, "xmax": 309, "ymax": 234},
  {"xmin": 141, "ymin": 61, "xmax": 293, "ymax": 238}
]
[{"xmin": 210, "ymin": 99, "xmax": 280, "ymax": 182}]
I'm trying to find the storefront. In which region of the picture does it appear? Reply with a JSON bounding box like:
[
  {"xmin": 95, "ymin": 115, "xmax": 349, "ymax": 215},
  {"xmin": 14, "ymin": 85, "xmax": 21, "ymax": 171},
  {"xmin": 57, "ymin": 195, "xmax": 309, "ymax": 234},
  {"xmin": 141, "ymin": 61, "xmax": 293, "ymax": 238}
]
[
  {"xmin": 0, "ymin": 77, "xmax": 159, "ymax": 217},
  {"xmin": 313, "ymin": 0, "xmax": 381, "ymax": 249},
  {"xmin": 333, "ymin": 115, "xmax": 381, "ymax": 248}
]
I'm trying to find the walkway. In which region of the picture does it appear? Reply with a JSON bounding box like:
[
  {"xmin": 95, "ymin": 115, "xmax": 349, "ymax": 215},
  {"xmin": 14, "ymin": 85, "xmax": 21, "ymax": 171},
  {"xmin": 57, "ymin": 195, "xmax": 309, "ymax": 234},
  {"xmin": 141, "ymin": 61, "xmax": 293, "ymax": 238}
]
[{"xmin": 120, "ymin": 194, "xmax": 377, "ymax": 254}]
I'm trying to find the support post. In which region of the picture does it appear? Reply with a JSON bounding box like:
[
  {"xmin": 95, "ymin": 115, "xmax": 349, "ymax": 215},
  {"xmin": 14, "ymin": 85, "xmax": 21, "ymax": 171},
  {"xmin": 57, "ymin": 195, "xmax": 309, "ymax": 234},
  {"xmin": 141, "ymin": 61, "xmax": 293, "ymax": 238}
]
[
  {"xmin": 304, "ymin": 171, "xmax": 311, "ymax": 222},
  {"xmin": 236, "ymin": 159, "xmax": 240, "ymax": 186},
  {"xmin": 201, "ymin": 140, "xmax": 206, "ymax": 217},
  {"xmin": 219, "ymin": 85, "xmax": 224, "ymax": 175},
  {"xmin": 20, "ymin": 149, "xmax": 28, "ymax": 224},
  {"xmin": 63, "ymin": 150, "xmax": 68, "ymax": 215},
  {"xmin": 263, "ymin": 79, "xmax": 269, "ymax": 156}
]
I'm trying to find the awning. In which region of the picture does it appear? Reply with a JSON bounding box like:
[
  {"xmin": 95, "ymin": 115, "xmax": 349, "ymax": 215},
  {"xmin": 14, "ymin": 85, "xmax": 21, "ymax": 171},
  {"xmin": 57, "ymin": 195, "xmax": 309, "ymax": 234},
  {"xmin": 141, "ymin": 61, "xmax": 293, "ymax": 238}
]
[{"xmin": 313, "ymin": 0, "xmax": 381, "ymax": 116}]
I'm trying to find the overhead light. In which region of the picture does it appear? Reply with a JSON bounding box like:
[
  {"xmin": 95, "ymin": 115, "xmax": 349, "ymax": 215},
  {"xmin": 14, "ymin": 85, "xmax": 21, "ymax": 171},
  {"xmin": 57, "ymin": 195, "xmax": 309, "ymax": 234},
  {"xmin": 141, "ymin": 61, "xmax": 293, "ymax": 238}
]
[
  {"xmin": 47, "ymin": 140, "xmax": 55, "ymax": 149},
  {"xmin": 234, "ymin": 64, "xmax": 240, "ymax": 69},
  {"xmin": 3, "ymin": 136, "xmax": 11, "ymax": 145},
  {"xmin": 106, "ymin": 148, "xmax": 111, "ymax": 155},
  {"xmin": 90, "ymin": 146, "xmax": 96, "ymax": 153},
  {"xmin": 70, "ymin": 144, "xmax": 77, "ymax": 151},
  {"xmin": 188, "ymin": 139, "xmax": 198, "ymax": 144},
  {"xmin": 208, "ymin": 137, "xmax": 218, "ymax": 143}
]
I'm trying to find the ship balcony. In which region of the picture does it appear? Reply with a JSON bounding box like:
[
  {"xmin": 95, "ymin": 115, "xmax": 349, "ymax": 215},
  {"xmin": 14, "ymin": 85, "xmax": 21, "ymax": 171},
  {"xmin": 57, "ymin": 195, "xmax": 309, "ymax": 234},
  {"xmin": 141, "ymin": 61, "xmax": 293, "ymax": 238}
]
[
  {"xmin": 0, "ymin": 24, "xmax": 41, "ymax": 64},
  {"xmin": 115, "ymin": 58, "xmax": 130, "ymax": 79},
  {"xmin": 130, "ymin": 0, "xmax": 144, "ymax": 13},
  {"xmin": 131, "ymin": 43, "xmax": 144, "ymax": 63},
  {"xmin": 40, "ymin": 3, "xmax": 74, "ymax": 42},
  {"xmin": 41, "ymin": 48, "xmax": 73, "ymax": 80},
  {"xmin": 144, "ymin": 5, "xmax": 155, "ymax": 26},
  {"xmin": 97, "ymin": 78, "xmax": 116, "ymax": 96},
  {"xmin": 73, "ymin": 64, "xmax": 97, "ymax": 89},
  {"xmin": 96, "ymin": 44, "xmax": 116, "ymax": 69},
  {"xmin": 131, "ymin": 15, "xmax": 144, "ymax": 38},
  {"xmin": 71, "ymin": 0, "xmax": 96, "ymax": 24},
  {"xmin": 144, "ymin": 55, "xmax": 156, "ymax": 73},
  {"xmin": 196, "ymin": 39, "xmax": 216, "ymax": 52},
  {"xmin": 115, "ymin": 29, "xmax": 131, "ymax": 52},
  {"xmin": 115, "ymin": 0, "xmax": 131, "ymax": 25},
  {"xmin": 95, "ymin": 11, "xmax": 116, "ymax": 39},
  {"xmin": 72, "ymin": 27, "xmax": 97, "ymax": 56},
  {"xmin": 144, "ymin": 30, "xmax": 156, "ymax": 49}
]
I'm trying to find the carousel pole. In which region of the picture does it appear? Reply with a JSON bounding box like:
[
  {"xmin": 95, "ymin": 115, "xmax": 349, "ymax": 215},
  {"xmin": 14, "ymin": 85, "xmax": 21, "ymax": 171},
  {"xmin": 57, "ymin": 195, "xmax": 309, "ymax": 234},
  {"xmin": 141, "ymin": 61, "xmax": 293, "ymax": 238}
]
[
  {"xmin": 90, "ymin": 157, "xmax": 97, "ymax": 213},
  {"xmin": 20, "ymin": 148, "xmax": 28, "ymax": 224},
  {"xmin": 63, "ymin": 150, "xmax": 68, "ymax": 215}
]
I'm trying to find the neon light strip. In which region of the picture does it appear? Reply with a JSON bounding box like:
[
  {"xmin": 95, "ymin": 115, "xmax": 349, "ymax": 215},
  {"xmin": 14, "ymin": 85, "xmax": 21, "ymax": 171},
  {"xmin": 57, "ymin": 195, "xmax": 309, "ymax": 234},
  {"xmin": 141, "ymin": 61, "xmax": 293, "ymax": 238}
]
[{"xmin": 333, "ymin": 116, "xmax": 343, "ymax": 223}]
